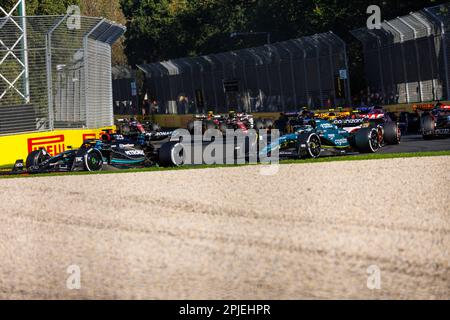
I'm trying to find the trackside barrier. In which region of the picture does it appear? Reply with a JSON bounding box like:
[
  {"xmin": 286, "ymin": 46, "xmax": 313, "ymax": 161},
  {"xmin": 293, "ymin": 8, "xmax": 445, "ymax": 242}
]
[
  {"xmin": 119, "ymin": 102, "xmax": 443, "ymax": 129},
  {"xmin": 0, "ymin": 127, "xmax": 114, "ymax": 167},
  {"xmin": 352, "ymin": 3, "xmax": 450, "ymax": 104},
  {"xmin": 138, "ymin": 32, "xmax": 351, "ymax": 113}
]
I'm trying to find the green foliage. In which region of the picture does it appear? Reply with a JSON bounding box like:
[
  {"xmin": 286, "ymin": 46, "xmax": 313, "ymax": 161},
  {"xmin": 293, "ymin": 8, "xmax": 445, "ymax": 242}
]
[
  {"xmin": 2, "ymin": 0, "xmax": 448, "ymax": 93},
  {"xmin": 1, "ymin": 0, "xmax": 80, "ymax": 15}
]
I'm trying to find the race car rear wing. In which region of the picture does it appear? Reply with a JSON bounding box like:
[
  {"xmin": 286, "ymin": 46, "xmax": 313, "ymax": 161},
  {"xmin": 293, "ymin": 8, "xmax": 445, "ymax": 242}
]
[{"xmin": 314, "ymin": 111, "xmax": 352, "ymax": 120}]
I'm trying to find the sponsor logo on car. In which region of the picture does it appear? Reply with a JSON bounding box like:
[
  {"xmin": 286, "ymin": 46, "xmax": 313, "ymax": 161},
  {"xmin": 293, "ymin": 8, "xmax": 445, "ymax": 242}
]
[
  {"xmin": 28, "ymin": 135, "xmax": 65, "ymax": 156},
  {"xmin": 125, "ymin": 150, "xmax": 145, "ymax": 156},
  {"xmin": 119, "ymin": 144, "xmax": 136, "ymax": 148},
  {"xmin": 435, "ymin": 129, "xmax": 450, "ymax": 134},
  {"xmin": 153, "ymin": 131, "xmax": 173, "ymax": 137}
]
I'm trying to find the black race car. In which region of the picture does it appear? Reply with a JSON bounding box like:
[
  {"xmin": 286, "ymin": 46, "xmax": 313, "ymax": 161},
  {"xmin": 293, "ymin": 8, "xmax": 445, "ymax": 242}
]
[
  {"xmin": 8, "ymin": 129, "xmax": 184, "ymax": 175},
  {"xmin": 420, "ymin": 105, "xmax": 450, "ymax": 140}
]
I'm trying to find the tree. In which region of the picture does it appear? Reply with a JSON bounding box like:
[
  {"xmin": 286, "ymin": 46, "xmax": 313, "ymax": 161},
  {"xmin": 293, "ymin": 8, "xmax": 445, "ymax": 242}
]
[
  {"xmin": 79, "ymin": 0, "xmax": 128, "ymax": 65},
  {"xmin": 0, "ymin": 0, "xmax": 80, "ymax": 15}
]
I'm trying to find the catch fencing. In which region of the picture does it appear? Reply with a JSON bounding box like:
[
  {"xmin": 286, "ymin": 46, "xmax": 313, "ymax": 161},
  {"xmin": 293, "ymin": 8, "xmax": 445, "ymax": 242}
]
[
  {"xmin": 138, "ymin": 32, "xmax": 351, "ymax": 114},
  {"xmin": 352, "ymin": 3, "xmax": 450, "ymax": 104},
  {"xmin": 0, "ymin": 14, "xmax": 125, "ymax": 134}
]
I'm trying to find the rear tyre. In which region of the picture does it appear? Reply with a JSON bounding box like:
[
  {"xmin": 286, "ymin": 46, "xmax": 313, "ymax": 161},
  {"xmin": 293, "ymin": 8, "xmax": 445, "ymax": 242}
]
[
  {"xmin": 421, "ymin": 115, "xmax": 435, "ymax": 140},
  {"xmin": 84, "ymin": 149, "xmax": 103, "ymax": 172},
  {"xmin": 26, "ymin": 149, "xmax": 51, "ymax": 171},
  {"xmin": 297, "ymin": 133, "xmax": 322, "ymax": 159},
  {"xmin": 383, "ymin": 122, "xmax": 401, "ymax": 145},
  {"xmin": 159, "ymin": 142, "xmax": 185, "ymax": 167},
  {"xmin": 354, "ymin": 127, "xmax": 380, "ymax": 153}
]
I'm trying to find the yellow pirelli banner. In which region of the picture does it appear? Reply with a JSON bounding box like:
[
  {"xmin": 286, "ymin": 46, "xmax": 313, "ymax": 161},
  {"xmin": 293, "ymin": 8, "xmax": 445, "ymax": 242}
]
[{"xmin": 0, "ymin": 127, "xmax": 114, "ymax": 167}]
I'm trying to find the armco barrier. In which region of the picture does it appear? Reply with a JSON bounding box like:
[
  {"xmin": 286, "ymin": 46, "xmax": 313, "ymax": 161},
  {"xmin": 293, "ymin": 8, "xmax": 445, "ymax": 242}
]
[{"xmin": 0, "ymin": 127, "xmax": 114, "ymax": 167}]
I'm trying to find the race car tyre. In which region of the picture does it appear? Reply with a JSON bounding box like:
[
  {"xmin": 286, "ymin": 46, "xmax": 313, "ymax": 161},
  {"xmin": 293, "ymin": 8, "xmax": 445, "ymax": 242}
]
[
  {"xmin": 26, "ymin": 149, "xmax": 51, "ymax": 171},
  {"xmin": 159, "ymin": 142, "xmax": 185, "ymax": 167},
  {"xmin": 354, "ymin": 127, "xmax": 380, "ymax": 153},
  {"xmin": 83, "ymin": 149, "xmax": 103, "ymax": 172},
  {"xmin": 297, "ymin": 133, "xmax": 322, "ymax": 159},
  {"xmin": 383, "ymin": 122, "xmax": 401, "ymax": 145},
  {"xmin": 421, "ymin": 115, "xmax": 435, "ymax": 140},
  {"xmin": 254, "ymin": 119, "xmax": 264, "ymax": 131}
]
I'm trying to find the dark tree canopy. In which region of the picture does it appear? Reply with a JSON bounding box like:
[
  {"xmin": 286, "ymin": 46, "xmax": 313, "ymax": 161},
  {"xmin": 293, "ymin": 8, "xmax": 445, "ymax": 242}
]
[{"xmin": 119, "ymin": 0, "xmax": 447, "ymax": 92}]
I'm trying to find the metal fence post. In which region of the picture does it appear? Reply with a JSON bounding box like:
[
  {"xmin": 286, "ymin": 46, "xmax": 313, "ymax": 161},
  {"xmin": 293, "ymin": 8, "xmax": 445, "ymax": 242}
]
[
  {"xmin": 83, "ymin": 18, "xmax": 106, "ymax": 126},
  {"xmin": 320, "ymin": 34, "xmax": 337, "ymax": 105},
  {"xmin": 267, "ymin": 45, "xmax": 285, "ymax": 110},
  {"xmin": 425, "ymin": 7, "xmax": 450, "ymax": 100},
  {"xmin": 45, "ymin": 15, "xmax": 67, "ymax": 130},
  {"xmin": 412, "ymin": 12, "xmax": 437, "ymax": 101},
  {"xmin": 311, "ymin": 38, "xmax": 324, "ymax": 107},
  {"xmin": 45, "ymin": 34, "xmax": 53, "ymax": 130},
  {"xmin": 331, "ymin": 32, "xmax": 351, "ymax": 106},
  {"xmin": 386, "ymin": 20, "xmax": 410, "ymax": 103},
  {"xmin": 280, "ymin": 42, "xmax": 298, "ymax": 108},
  {"xmin": 368, "ymin": 31, "xmax": 386, "ymax": 99},
  {"xmin": 203, "ymin": 57, "xmax": 219, "ymax": 112},
  {"xmin": 18, "ymin": 1, "xmax": 30, "ymax": 103},
  {"xmin": 399, "ymin": 16, "xmax": 423, "ymax": 102}
]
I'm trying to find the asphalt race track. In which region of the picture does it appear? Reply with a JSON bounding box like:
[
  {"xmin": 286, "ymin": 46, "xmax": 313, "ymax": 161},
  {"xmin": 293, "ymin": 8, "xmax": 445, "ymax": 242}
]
[{"xmin": 379, "ymin": 135, "xmax": 450, "ymax": 154}]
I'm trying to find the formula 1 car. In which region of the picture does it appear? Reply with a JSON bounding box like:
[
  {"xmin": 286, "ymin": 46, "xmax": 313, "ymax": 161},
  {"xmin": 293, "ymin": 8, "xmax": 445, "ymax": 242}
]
[
  {"xmin": 114, "ymin": 119, "xmax": 184, "ymax": 166},
  {"xmin": 261, "ymin": 117, "xmax": 381, "ymax": 160},
  {"xmin": 419, "ymin": 104, "xmax": 450, "ymax": 139},
  {"xmin": 9, "ymin": 129, "xmax": 184, "ymax": 174},
  {"xmin": 187, "ymin": 111, "xmax": 258, "ymax": 134},
  {"xmin": 116, "ymin": 118, "xmax": 162, "ymax": 133},
  {"xmin": 187, "ymin": 112, "xmax": 227, "ymax": 133},
  {"xmin": 317, "ymin": 107, "xmax": 401, "ymax": 146}
]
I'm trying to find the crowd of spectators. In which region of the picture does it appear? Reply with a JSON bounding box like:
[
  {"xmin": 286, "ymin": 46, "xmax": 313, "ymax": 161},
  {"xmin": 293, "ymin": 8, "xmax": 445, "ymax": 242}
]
[{"xmin": 352, "ymin": 89, "xmax": 400, "ymax": 108}]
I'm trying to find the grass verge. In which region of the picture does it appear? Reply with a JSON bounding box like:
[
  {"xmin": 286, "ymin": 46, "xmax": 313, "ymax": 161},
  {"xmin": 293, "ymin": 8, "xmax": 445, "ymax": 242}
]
[{"xmin": 1, "ymin": 150, "xmax": 449, "ymax": 179}]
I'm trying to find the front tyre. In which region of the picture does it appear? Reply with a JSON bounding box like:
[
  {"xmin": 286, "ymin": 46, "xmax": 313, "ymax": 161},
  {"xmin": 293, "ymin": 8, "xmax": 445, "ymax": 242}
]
[
  {"xmin": 26, "ymin": 149, "xmax": 51, "ymax": 172},
  {"xmin": 354, "ymin": 127, "xmax": 381, "ymax": 153},
  {"xmin": 84, "ymin": 149, "xmax": 103, "ymax": 172},
  {"xmin": 383, "ymin": 122, "xmax": 401, "ymax": 145},
  {"xmin": 421, "ymin": 115, "xmax": 435, "ymax": 140},
  {"xmin": 159, "ymin": 142, "xmax": 185, "ymax": 167},
  {"xmin": 297, "ymin": 133, "xmax": 322, "ymax": 159}
]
